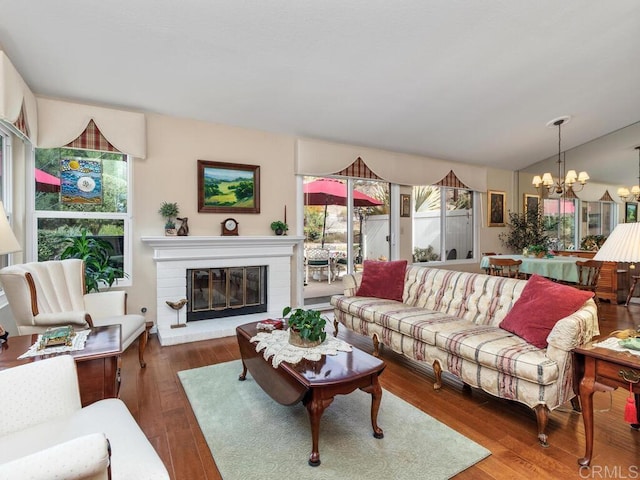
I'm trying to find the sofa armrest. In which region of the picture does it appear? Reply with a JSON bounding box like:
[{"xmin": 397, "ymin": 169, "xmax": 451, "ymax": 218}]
[
  {"xmin": 342, "ymin": 273, "xmax": 363, "ymax": 296},
  {"xmin": 0, "ymin": 433, "xmax": 110, "ymax": 480},
  {"xmin": 546, "ymin": 299, "xmax": 599, "ymax": 353},
  {"xmin": 0, "ymin": 356, "xmax": 82, "ymax": 436},
  {"xmin": 34, "ymin": 311, "xmax": 90, "ymax": 327},
  {"xmin": 84, "ymin": 291, "xmax": 126, "ymax": 319}
]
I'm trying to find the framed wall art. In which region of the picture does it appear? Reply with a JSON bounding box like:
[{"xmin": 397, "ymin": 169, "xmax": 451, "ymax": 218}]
[
  {"xmin": 60, "ymin": 158, "xmax": 103, "ymax": 205},
  {"xmin": 625, "ymin": 202, "xmax": 638, "ymax": 223},
  {"xmin": 197, "ymin": 160, "xmax": 260, "ymax": 214},
  {"xmin": 487, "ymin": 190, "xmax": 506, "ymax": 227},
  {"xmin": 523, "ymin": 193, "xmax": 540, "ymax": 216},
  {"xmin": 400, "ymin": 194, "xmax": 411, "ymax": 217}
]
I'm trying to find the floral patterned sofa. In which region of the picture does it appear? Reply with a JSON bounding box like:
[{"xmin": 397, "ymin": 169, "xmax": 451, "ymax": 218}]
[{"xmin": 330, "ymin": 263, "xmax": 599, "ymax": 446}]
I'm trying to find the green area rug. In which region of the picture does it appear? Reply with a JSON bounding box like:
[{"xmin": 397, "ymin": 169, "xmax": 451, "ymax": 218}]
[{"xmin": 178, "ymin": 360, "xmax": 490, "ymax": 480}]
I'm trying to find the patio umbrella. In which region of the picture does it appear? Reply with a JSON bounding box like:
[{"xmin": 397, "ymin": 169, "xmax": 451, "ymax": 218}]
[
  {"xmin": 303, "ymin": 178, "xmax": 383, "ymax": 247},
  {"xmin": 35, "ymin": 168, "xmax": 60, "ymax": 193}
]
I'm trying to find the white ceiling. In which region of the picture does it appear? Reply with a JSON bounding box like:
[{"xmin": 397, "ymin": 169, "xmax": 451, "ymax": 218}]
[{"xmin": 1, "ymin": 1, "xmax": 639, "ymax": 183}]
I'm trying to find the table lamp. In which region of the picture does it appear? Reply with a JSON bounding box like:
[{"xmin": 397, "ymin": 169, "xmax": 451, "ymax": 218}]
[{"xmin": 0, "ymin": 201, "xmax": 21, "ymax": 255}]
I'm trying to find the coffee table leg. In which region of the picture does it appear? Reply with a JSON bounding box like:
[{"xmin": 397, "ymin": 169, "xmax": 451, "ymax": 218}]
[
  {"xmin": 238, "ymin": 360, "xmax": 247, "ymax": 381},
  {"xmin": 361, "ymin": 375, "xmax": 384, "ymax": 439},
  {"xmin": 304, "ymin": 393, "xmax": 334, "ymax": 467}
]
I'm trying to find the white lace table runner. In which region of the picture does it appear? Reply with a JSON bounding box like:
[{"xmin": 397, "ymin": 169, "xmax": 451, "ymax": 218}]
[
  {"xmin": 250, "ymin": 329, "xmax": 352, "ymax": 367},
  {"xmin": 18, "ymin": 330, "xmax": 91, "ymax": 359},
  {"xmin": 592, "ymin": 337, "xmax": 640, "ymax": 357}
]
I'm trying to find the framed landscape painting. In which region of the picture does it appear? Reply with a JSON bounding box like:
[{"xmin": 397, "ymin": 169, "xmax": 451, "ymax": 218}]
[
  {"xmin": 198, "ymin": 160, "xmax": 260, "ymax": 214},
  {"xmin": 488, "ymin": 190, "xmax": 506, "ymax": 227},
  {"xmin": 625, "ymin": 202, "xmax": 637, "ymax": 223}
]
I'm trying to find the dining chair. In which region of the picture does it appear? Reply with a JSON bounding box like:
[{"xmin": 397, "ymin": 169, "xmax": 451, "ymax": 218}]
[
  {"xmin": 305, "ymin": 248, "xmax": 332, "ymax": 284},
  {"xmin": 575, "ymin": 260, "xmax": 603, "ymax": 306},
  {"xmin": 488, "ymin": 257, "xmax": 524, "ymax": 279}
]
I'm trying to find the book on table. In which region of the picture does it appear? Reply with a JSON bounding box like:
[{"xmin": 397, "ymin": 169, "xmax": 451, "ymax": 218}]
[{"xmin": 256, "ymin": 319, "xmax": 284, "ymax": 331}]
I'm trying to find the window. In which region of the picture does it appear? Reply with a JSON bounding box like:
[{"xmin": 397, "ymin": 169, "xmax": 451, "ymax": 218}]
[
  {"xmin": 34, "ymin": 147, "xmax": 131, "ymax": 285},
  {"xmin": 0, "ymin": 124, "xmax": 12, "ymax": 271},
  {"xmin": 543, "ymin": 198, "xmax": 578, "ymax": 250},
  {"xmin": 581, "ymin": 201, "xmax": 614, "ymax": 238},
  {"xmin": 412, "ymin": 186, "xmax": 475, "ymax": 262}
]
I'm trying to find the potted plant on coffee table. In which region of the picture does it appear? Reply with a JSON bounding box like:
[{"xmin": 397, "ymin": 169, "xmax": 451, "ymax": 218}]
[{"xmin": 282, "ymin": 306, "xmax": 327, "ymax": 348}]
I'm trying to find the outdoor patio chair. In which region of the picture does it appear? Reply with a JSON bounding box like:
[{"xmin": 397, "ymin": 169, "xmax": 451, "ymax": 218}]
[
  {"xmin": 305, "ymin": 248, "xmax": 332, "ymax": 284},
  {"xmin": 332, "ymin": 256, "xmax": 348, "ymax": 280}
]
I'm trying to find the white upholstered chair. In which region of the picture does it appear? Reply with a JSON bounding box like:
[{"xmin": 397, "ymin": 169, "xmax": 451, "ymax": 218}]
[
  {"xmin": 0, "ymin": 355, "xmax": 169, "ymax": 479},
  {"xmin": 0, "ymin": 259, "xmax": 149, "ymax": 367}
]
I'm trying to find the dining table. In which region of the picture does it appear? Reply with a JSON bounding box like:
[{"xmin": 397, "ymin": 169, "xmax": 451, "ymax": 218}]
[{"xmin": 480, "ymin": 254, "xmax": 580, "ymax": 283}]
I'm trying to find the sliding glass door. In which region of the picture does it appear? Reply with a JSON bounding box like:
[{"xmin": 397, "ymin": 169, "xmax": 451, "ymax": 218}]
[{"xmin": 302, "ymin": 176, "xmax": 389, "ymax": 304}]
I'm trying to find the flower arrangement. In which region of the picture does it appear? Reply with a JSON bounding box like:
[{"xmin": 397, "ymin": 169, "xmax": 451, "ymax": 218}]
[
  {"xmin": 580, "ymin": 235, "xmax": 607, "ymax": 251},
  {"xmin": 527, "ymin": 244, "xmax": 548, "ymax": 257}
]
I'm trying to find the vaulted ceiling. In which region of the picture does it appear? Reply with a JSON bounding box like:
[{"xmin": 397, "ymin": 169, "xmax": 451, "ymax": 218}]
[{"xmin": 1, "ymin": 1, "xmax": 639, "ymax": 183}]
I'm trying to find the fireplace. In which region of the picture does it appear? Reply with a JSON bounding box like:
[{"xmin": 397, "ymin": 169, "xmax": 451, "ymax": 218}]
[
  {"xmin": 141, "ymin": 235, "xmax": 304, "ymax": 345},
  {"xmin": 186, "ymin": 266, "xmax": 268, "ymax": 321}
]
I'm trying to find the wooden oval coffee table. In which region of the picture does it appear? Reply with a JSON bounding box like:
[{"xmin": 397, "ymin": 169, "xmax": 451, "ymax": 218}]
[{"xmin": 236, "ymin": 321, "xmax": 385, "ymax": 466}]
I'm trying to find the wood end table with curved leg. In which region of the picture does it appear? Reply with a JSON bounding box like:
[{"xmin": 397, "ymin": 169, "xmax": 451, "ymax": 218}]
[
  {"xmin": 0, "ymin": 325, "xmax": 122, "ymax": 407},
  {"xmin": 573, "ymin": 341, "xmax": 640, "ymax": 466},
  {"xmin": 236, "ymin": 321, "xmax": 385, "ymax": 467}
]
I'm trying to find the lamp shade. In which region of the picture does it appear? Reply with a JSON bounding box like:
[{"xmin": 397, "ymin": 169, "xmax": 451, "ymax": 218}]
[
  {"xmin": 0, "ymin": 201, "xmax": 21, "ymax": 255},
  {"xmin": 593, "ymin": 223, "xmax": 640, "ymax": 263}
]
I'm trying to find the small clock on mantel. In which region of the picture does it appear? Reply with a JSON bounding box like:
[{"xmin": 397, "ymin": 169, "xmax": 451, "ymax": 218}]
[{"xmin": 221, "ymin": 218, "xmax": 239, "ymax": 236}]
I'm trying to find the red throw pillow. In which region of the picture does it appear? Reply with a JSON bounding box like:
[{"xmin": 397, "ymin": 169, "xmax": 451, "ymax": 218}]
[
  {"xmin": 499, "ymin": 274, "xmax": 594, "ymax": 348},
  {"xmin": 356, "ymin": 260, "xmax": 408, "ymax": 302}
]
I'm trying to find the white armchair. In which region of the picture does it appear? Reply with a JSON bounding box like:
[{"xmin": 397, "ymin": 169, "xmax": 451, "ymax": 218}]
[
  {"xmin": 0, "ymin": 259, "xmax": 149, "ymax": 367},
  {"xmin": 0, "ymin": 355, "xmax": 169, "ymax": 479}
]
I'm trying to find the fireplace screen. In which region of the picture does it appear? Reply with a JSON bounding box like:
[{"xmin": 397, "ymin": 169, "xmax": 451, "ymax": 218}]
[{"xmin": 186, "ymin": 266, "xmax": 267, "ymax": 321}]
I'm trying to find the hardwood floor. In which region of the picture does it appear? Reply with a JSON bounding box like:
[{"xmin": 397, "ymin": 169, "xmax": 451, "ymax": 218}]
[{"xmin": 119, "ymin": 302, "xmax": 640, "ymax": 480}]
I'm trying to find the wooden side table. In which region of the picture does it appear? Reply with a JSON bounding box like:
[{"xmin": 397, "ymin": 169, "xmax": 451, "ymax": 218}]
[
  {"xmin": 573, "ymin": 341, "xmax": 640, "ymax": 466},
  {"xmin": 0, "ymin": 325, "xmax": 122, "ymax": 406}
]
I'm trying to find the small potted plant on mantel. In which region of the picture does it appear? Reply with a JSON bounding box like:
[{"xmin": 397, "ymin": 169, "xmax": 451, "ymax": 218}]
[
  {"xmin": 282, "ymin": 306, "xmax": 327, "ymax": 348},
  {"xmin": 159, "ymin": 202, "xmax": 179, "ymax": 236},
  {"xmin": 270, "ymin": 220, "xmax": 289, "ymax": 236}
]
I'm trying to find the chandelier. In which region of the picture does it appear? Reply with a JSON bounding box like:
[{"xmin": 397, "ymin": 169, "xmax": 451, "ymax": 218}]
[
  {"xmin": 532, "ymin": 116, "xmax": 589, "ymax": 196},
  {"xmin": 617, "ymin": 147, "xmax": 640, "ymax": 201}
]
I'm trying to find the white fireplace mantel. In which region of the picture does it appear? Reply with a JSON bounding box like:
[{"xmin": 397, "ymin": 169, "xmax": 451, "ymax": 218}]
[{"xmin": 141, "ymin": 235, "xmax": 304, "ymax": 345}]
